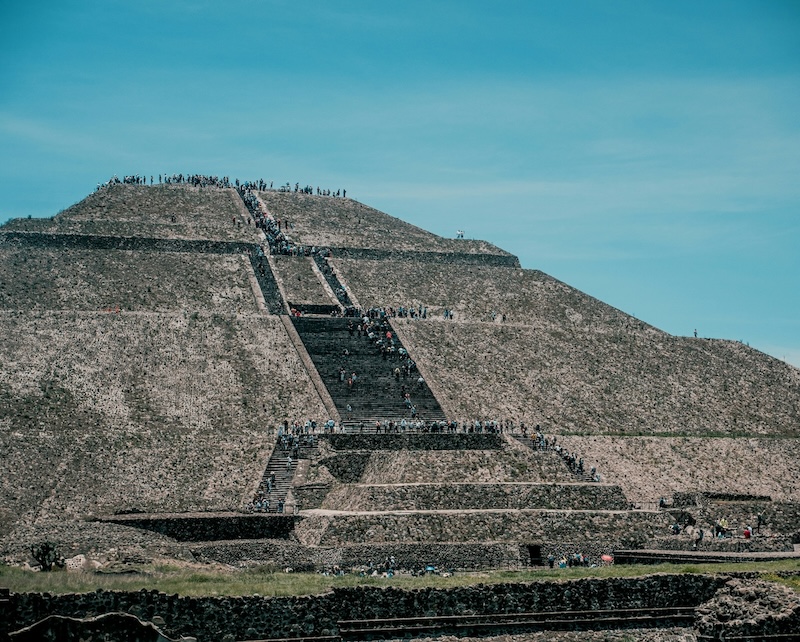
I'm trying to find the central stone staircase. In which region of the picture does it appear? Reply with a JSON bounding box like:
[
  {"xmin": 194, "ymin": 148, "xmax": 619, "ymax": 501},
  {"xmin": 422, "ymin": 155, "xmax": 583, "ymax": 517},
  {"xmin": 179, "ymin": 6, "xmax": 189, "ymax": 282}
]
[{"xmin": 291, "ymin": 316, "xmax": 446, "ymax": 426}]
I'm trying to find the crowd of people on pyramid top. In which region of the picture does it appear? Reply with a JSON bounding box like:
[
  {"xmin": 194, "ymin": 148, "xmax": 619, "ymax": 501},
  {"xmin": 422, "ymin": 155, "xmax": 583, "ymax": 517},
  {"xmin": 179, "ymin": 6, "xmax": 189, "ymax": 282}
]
[
  {"xmin": 235, "ymin": 179, "xmax": 346, "ymax": 195},
  {"xmin": 96, "ymin": 174, "xmax": 348, "ymax": 196},
  {"xmin": 98, "ymin": 173, "xmax": 235, "ymax": 189},
  {"xmin": 282, "ymin": 183, "xmax": 347, "ymax": 198}
]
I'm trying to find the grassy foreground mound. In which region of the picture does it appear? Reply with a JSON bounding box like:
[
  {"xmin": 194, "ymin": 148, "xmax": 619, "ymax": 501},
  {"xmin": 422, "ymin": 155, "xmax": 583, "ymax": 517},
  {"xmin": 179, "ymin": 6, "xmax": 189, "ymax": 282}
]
[{"xmin": 2, "ymin": 558, "xmax": 799, "ymax": 597}]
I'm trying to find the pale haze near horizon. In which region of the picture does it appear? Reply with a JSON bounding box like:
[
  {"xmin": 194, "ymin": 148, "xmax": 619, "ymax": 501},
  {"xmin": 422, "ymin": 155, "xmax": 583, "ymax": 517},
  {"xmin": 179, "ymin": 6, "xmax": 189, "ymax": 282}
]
[{"xmin": 1, "ymin": 1, "xmax": 798, "ymax": 367}]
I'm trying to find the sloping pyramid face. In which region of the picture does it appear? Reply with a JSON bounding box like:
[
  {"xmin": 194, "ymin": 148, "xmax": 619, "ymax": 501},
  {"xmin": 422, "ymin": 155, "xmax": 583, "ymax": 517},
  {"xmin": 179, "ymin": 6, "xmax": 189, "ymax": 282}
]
[{"xmin": 1, "ymin": 182, "xmax": 799, "ymax": 566}]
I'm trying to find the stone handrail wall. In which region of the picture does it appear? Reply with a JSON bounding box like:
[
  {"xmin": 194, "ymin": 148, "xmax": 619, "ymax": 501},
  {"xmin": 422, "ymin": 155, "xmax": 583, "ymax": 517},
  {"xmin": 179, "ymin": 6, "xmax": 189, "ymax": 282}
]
[
  {"xmin": 6, "ymin": 574, "xmax": 729, "ymax": 642},
  {"xmin": 320, "ymin": 482, "xmax": 630, "ymax": 511}
]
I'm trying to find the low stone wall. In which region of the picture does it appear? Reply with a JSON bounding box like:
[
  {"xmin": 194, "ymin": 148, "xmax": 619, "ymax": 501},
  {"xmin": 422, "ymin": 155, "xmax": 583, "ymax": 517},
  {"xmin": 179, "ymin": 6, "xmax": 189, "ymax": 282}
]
[
  {"xmin": 671, "ymin": 500, "xmax": 800, "ymax": 535},
  {"xmin": 321, "ymin": 433, "xmax": 503, "ymax": 451},
  {"xmin": 327, "ymin": 246, "xmax": 521, "ymax": 268},
  {"xmin": 299, "ymin": 509, "xmax": 668, "ymax": 548},
  {"xmin": 333, "ymin": 542, "xmax": 523, "ymax": 570},
  {"xmin": 6, "ymin": 574, "xmax": 729, "ymax": 642},
  {"xmin": 189, "ymin": 540, "xmax": 323, "ymax": 570},
  {"xmin": 673, "ymin": 491, "xmax": 773, "ymax": 506},
  {"xmin": 647, "ymin": 535, "xmax": 795, "ymax": 553},
  {"xmin": 0, "ymin": 231, "xmax": 252, "ymax": 255},
  {"xmin": 190, "ymin": 538, "xmax": 642, "ymax": 571},
  {"xmin": 189, "ymin": 540, "xmax": 524, "ymax": 570},
  {"xmin": 320, "ymin": 483, "xmax": 630, "ymax": 511},
  {"xmin": 101, "ymin": 514, "xmax": 296, "ymax": 542}
]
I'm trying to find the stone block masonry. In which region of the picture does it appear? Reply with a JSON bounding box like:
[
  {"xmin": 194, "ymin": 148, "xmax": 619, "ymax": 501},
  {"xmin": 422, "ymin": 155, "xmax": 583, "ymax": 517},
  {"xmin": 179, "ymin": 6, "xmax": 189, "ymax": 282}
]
[
  {"xmin": 321, "ymin": 482, "xmax": 630, "ymax": 511},
  {"xmin": 6, "ymin": 574, "xmax": 731, "ymax": 641},
  {"xmin": 298, "ymin": 508, "xmax": 667, "ymax": 547},
  {"xmin": 0, "ymin": 230, "xmax": 254, "ymax": 255},
  {"xmin": 326, "ymin": 246, "xmax": 521, "ymax": 268},
  {"xmin": 321, "ymin": 433, "xmax": 503, "ymax": 451}
]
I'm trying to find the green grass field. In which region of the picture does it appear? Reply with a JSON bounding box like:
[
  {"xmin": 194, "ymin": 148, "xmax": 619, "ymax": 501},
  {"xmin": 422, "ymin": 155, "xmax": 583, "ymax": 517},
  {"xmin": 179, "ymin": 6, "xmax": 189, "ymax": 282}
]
[{"xmin": 2, "ymin": 560, "xmax": 799, "ymax": 597}]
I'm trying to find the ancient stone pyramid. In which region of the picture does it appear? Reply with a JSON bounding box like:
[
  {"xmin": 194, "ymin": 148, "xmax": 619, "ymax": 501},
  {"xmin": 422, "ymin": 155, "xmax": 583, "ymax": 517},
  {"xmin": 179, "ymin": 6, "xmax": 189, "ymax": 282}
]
[{"xmin": 1, "ymin": 180, "xmax": 798, "ymax": 568}]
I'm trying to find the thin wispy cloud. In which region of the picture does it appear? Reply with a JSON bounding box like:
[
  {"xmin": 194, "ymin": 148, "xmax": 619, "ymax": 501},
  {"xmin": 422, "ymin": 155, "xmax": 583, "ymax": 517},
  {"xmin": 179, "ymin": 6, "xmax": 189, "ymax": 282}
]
[{"xmin": 0, "ymin": 0, "xmax": 797, "ymax": 368}]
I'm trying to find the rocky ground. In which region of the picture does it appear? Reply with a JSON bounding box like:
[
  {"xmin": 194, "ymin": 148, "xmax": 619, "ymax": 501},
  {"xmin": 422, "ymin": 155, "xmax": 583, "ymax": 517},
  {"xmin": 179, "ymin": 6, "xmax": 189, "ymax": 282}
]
[
  {"xmin": 696, "ymin": 577, "xmax": 800, "ymax": 637},
  {"xmin": 357, "ymin": 437, "xmax": 576, "ymax": 484},
  {"xmin": 0, "ymin": 310, "xmax": 328, "ymax": 555},
  {"xmin": 396, "ymin": 320, "xmax": 799, "ymax": 438}
]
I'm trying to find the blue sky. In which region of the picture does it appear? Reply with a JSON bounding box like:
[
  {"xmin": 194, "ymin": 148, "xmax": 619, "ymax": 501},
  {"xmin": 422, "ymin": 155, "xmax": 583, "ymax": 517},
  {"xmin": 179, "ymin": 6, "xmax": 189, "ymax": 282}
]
[{"xmin": 2, "ymin": 1, "xmax": 799, "ymax": 366}]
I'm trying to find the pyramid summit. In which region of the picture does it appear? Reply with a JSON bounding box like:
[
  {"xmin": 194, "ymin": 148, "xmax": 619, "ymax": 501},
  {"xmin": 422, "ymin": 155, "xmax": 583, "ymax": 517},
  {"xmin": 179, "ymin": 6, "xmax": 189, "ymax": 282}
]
[{"xmin": 1, "ymin": 176, "xmax": 798, "ymax": 570}]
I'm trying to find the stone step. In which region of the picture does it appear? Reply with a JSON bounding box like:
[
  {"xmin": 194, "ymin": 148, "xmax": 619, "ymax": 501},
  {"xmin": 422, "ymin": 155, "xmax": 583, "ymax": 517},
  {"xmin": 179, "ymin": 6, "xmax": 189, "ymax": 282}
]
[{"xmin": 291, "ymin": 316, "xmax": 447, "ymax": 423}]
